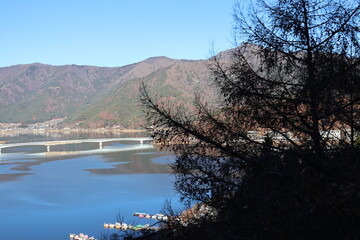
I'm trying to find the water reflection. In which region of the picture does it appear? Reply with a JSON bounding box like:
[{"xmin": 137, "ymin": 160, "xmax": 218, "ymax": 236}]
[
  {"xmin": 87, "ymin": 152, "xmax": 171, "ymax": 175},
  {"xmin": 0, "ymin": 172, "xmax": 33, "ymax": 182},
  {"xmin": 0, "ymin": 133, "xmax": 177, "ymax": 240},
  {"xmin": 0, "ymin": 142, "xmax": 172, "ymax": 182}
]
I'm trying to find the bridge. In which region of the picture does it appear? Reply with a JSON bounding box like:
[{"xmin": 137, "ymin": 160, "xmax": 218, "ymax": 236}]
[{"xmin": 0, "ymin": 137, "xmax": 153, "ymax": 154}]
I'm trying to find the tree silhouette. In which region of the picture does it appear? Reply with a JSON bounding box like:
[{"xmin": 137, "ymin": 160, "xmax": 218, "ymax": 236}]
[{"xmin": 140, "ymin": 0, "xmax": 360, "ymax": 239}]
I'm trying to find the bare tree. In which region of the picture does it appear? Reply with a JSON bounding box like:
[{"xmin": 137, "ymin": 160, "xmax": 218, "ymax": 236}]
[
  {"xmin": 141, "ymin": 0, "xmax": 360, "ymax": 202},
  {"xmin": 229, "ymin": 0, "xmax": 360, "ymax": 152},
  {"xmin": 140, "ymin": 1, "xmax": 360, "ymax": 238}
]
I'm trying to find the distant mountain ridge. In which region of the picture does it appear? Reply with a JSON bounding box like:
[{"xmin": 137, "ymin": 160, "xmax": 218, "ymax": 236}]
[{"xmin": 0, "ymin": 54, "xmax": 219, "ymax": 128}]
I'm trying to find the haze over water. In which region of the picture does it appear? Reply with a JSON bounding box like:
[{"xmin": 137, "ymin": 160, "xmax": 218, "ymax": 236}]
[{"xmin": 0, "ymin": 132, "xmax": 178, "ymax": 240}]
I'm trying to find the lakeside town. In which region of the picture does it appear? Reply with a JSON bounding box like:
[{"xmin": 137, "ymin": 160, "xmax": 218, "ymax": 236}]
[
  {"xmin": 0, "ymin": 117, "xmax": 352, "ymax": 145},
  {"xmin": 0, "ymin": 118, "xmax": 66, "ymax": 132},
  {"xmin": 0, "ymin": 118, "xmax": 141, "ymax": 135}
]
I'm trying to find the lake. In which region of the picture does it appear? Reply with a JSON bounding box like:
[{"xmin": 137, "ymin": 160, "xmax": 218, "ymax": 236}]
[{"xmin": 0, "ymin": 132, "xmax": 178, "ymax": 240}]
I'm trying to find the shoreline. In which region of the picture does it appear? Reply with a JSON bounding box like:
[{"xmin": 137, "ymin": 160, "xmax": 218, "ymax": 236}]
[{"xmin": 0, "ymin": 128, "xmax": 147, "ymax": 136}]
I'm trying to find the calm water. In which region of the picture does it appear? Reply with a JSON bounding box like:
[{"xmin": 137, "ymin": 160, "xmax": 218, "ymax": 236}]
[{"xmin": 0, "ymin": 132, "xmax": 178, "ymax": 240}]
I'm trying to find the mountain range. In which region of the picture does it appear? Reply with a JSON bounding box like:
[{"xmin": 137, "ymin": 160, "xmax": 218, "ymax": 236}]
[{"xmin": 0, "ymin": 53, "xmax": 224, "ymax": 128}]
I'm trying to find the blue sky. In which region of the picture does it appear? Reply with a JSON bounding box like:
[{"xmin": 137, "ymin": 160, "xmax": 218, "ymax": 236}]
[{"xmin": 0, "ymin": 0, "xmax": 235, "ymax": 67}]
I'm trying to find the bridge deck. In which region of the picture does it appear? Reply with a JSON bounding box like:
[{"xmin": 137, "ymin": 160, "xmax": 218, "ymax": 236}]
[{"xmin": 0, "ymin": 137, "xmax": 153, "ymax": 150}]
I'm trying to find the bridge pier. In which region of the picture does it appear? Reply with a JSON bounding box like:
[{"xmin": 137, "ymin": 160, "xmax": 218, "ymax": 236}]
[{"xmin": 0, "ymin": 138, "xmax": 153, "ymax": 154}]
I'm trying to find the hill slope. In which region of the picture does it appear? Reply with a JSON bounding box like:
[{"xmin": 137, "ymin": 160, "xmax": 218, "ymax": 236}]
[{"xmin": 0, "ymin": 56, "xmax": 217, "ymax": 128}]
